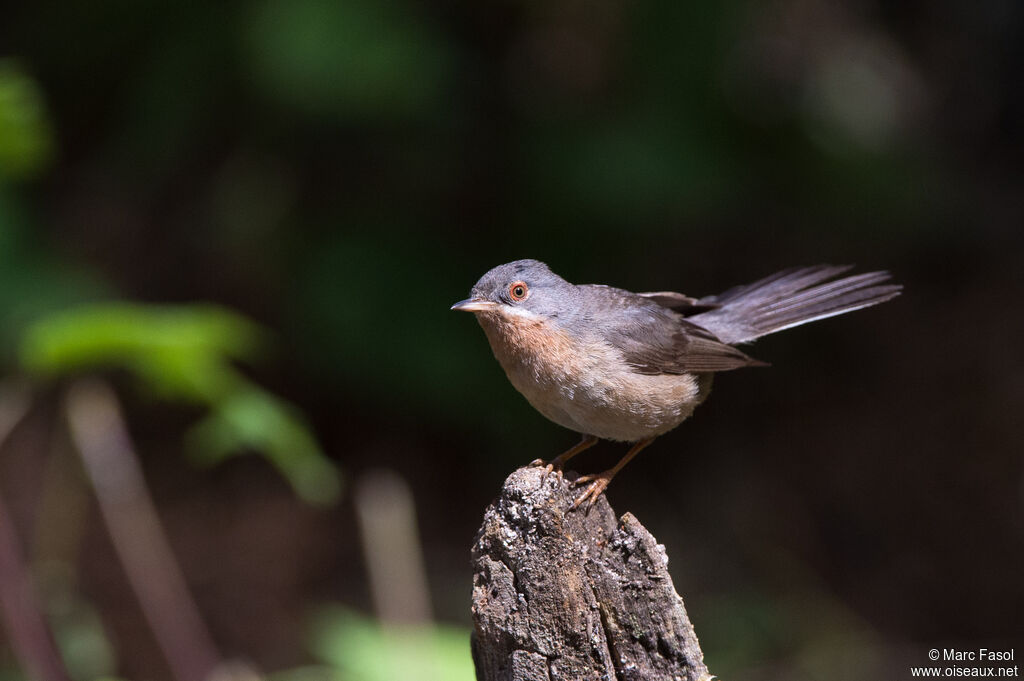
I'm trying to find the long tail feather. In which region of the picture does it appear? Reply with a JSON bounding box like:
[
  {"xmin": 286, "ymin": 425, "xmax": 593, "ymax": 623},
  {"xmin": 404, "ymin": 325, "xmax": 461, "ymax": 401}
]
[{"xmin": 690, "ymin": 266, "xmax": 901, "ymax": 344}]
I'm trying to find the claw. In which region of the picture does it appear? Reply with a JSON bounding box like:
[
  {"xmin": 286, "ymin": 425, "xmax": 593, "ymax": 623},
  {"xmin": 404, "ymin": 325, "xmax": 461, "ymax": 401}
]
[
  {"xmin": 571, "ymin": 475, "xmax": 611, "ymax": 510},
  {"xmin": 529, "ymin": 458, "xmax": 564, "ymax": 485},
  {"xmin": 529, "ymin": 435, "xmax": 599, "ymax": 486},
  {"xmin": 528, "ymin": 456, "xmax": 552, "ymax": 473},
  {"xmin": 534, "ymin": 435, "xmax": 598, "ymax": 480}
]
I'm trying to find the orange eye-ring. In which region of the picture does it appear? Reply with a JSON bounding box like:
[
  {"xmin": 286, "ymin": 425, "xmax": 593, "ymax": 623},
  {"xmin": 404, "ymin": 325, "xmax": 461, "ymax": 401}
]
[{"xmin": 508, "ymin": 281, "xmax": 529, "ymax": 301}]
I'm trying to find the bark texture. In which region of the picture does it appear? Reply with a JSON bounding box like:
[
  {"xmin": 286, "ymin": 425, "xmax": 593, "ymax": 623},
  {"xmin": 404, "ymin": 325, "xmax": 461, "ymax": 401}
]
[{"xmin": 471, "ymin": 466, "xmax": 712, "ymax": 681}]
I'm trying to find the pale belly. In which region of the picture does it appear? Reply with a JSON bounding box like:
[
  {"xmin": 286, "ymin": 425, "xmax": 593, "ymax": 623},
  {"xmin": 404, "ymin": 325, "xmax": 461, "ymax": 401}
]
[
  {"xmin": 508, "ymin": 363, "xmax": 703, "ymax": 441},
  {"xmin": 478, "ymin": 314, "xmax": 707, "ymax": 442}
]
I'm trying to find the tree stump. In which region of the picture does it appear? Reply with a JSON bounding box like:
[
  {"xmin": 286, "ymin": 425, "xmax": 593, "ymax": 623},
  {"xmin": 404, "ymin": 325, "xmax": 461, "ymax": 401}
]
[{"xmin": 471, "ymin": 466, "xmax": 712, "ymax": 681}]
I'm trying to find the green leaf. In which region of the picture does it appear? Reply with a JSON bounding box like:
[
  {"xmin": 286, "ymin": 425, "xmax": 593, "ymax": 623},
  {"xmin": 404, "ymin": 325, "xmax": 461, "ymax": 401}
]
[
  {"xmin": 20, "ymin": 304, "xmax": 262, "ymax": 400},
  {"xmin": 310, "ymin": 607, "xmax": 475, "ymax": 681},
  {"xmin": 186, "ymin": 388, "xmax": 342, "ymax": 505}
]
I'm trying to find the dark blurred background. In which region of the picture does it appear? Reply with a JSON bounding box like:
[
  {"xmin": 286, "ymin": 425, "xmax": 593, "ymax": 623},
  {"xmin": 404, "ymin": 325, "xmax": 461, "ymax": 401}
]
[{"xmin": 1, "ymin": 0, "xmax": 1022, "ymax": 679}]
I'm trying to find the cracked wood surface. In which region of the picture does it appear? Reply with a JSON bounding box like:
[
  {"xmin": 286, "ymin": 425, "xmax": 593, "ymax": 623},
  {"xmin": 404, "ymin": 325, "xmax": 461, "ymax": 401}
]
[{"xmin": 471, "ymin": 466, "xmax": 712, "ymax": 681}]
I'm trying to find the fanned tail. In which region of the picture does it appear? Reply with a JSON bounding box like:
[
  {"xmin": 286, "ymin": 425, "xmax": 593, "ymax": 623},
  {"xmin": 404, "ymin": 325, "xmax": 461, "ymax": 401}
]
[{"xmin": 689, "ymin": 265, "xmax": 901, "ymax": 345}]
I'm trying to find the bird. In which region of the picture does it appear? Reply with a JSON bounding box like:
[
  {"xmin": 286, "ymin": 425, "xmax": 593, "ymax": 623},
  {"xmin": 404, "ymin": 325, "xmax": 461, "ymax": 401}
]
[{"xmin": 451, "ymin": 259, "xmax": 901, "ymax": 509}]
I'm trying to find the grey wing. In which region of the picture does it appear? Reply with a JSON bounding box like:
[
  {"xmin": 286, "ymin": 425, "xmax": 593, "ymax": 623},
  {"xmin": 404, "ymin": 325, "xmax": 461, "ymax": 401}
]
[{"xmin": 594, "ymin": 291, "xmax": 765, "ymax": 375}]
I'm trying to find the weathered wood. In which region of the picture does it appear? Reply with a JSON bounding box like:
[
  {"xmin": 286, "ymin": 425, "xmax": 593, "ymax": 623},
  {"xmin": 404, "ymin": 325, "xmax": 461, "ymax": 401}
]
[{"xmin": 471, "ymin": 466, "xmax": 712, "ymax": 681}]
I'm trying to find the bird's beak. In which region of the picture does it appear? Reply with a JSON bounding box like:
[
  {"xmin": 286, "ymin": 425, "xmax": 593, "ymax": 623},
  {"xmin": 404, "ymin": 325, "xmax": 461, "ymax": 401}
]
[{"xmin": 451, "ymin": 297, "xmax": 498, "ymax": 312}]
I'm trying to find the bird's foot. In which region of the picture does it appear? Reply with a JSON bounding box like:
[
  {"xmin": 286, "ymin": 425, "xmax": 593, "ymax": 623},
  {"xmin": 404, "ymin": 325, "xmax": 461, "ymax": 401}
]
[
  {"xmin": 528, "ymin": 458, "xmax": 564, "ymax": 486},
  {"xmin": 530, "ymin": 435, "xmax": 598, "ymax": 485},
  {"xmin": 569, "ymin": 437, "xmax": 653, "ymax": 510},
  {"xmin": 570, "ymin": 470, "xmax": 613, "ymax": 510}
]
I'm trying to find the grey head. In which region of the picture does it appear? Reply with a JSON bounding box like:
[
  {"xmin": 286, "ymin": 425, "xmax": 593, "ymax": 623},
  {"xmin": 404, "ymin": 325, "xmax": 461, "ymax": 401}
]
[{"xmin": 450, "ymin": 259, "xmax": 577, "ymax": 320}]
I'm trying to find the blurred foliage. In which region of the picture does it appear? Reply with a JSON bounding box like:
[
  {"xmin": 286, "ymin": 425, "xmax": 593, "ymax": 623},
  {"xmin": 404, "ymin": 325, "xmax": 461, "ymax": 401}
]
[
  {"xmin": 309, "ymin": 607, "xmax": 474, "ymax": 681},
  {"xmin": 20, "ymin": 304, "xmax": 341, "ymax": 504},
  {"xmin": 20, "ymin": 305, "xmax": 262, "ymax": 400},
  {"xmin": 0, "ymin": 198, "xmax": 106, "ymax": 362},
  {"xmin": 0, "ymin": 70, "xmax": 104, "ymax": 362},
  {"xmin": 700, "ymin": 585, "xmax": 884, "ymax": 680},
  {"xmin": 0, "ymin": 62, "xmax": 340, "ymax": 505},
  {"xmin": 245, "ymin": 0, "xmax": 452, "ymax": 119},
  {"xmin": 0, "ymin": 60, "xmax": 54, "ymax": 181}
]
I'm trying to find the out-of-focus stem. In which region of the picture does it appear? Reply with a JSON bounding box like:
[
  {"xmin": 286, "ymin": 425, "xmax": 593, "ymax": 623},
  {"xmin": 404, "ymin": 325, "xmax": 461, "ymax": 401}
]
[
  {"xmin": 0, "ymin": 493, "xmax": 72, "ymax": 681},
  {"xmin": 353, "ymin": 469, "xmax": 433, "ymax": 626},
  {"xmin": 66, "ymin": 379, "xmax": 221, "ymax": 681},
  {"xmin": 0, "ymin": 382, "xmax": 72, "ymax": 681}
]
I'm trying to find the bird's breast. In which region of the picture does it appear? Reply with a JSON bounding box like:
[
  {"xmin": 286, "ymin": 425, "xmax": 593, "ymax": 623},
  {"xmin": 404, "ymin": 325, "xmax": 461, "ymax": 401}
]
[
  {"xmin": 477, "ymin": 312, "xmax": 583, "ymax": 394},
  {"xmin": 475, "ymin": 311, "xmax": 702, "ymax": 441}
]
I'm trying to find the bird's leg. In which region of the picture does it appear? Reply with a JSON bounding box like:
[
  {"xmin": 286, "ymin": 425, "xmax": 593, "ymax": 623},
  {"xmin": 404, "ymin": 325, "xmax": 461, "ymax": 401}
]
[
  {"xmin": 530, "ymin": 434, "xmax": 598, "ymax": 477},
  {"xmin": 571, "ymin": 437, "xmax": 656, "ymax": 510}
]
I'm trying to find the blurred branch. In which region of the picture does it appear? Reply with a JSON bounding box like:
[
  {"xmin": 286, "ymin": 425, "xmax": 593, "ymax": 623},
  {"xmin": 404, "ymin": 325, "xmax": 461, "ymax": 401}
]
[
  {"xmin": 0, "ymin": 493, "xmax": 71, "ymax": 681},
  {"xmin": 353, "ymin": 469, "xmax": 432, "ymax": 626},
  {"xmin": 471, "ymin": 467, "xmax": 712, "ymax": 681},
  {"xmin": 65, "ymin": 379, "xmax": 222, "ymax": 681},
  {"xmin": 0, "ymin": 382, "xmax": 71, "ymax": 681}
]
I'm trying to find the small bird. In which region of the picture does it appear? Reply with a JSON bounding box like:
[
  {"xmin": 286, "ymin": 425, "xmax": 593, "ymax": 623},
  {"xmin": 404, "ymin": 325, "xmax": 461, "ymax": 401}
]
[{"xmin": 452, "ymin": 260, "xmax": 900, "ymax": 508}]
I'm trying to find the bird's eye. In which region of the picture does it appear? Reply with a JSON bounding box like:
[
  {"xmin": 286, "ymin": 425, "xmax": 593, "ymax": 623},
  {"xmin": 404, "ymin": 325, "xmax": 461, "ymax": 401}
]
[{"xmin": 508, "ymin": 281, "xmax": 529, "ymax": 301}]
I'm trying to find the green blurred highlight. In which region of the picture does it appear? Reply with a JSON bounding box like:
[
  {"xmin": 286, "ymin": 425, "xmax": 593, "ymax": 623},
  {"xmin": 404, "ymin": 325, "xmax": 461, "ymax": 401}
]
[
  {"xmin": 0, "ymin": 195, "xmax": 108, "ymax": 364},
  {"xmin": 45, "ymin": 576, "xmax": 118, "ymax": 681},
  {"xmin": 245, "ymin": 0, "xmax": 452, "ymax": 120},
  {"xmin": 0, "ymin": 60, "xmax": 54, "ymax": 181},
  {"xmin": 310, "ymin": 607, "xmax": 474, "ymax": 681},
  {"xmin": 186, "ymin": 388, "xmax": 340, "ymax": 505},
  {"xmin": 700, "ymin": 581, "xmax": 885, "ymax": 680},
  {"xmin": 20, "ymin": 304, "xmax": 341, "ymax": 505},
  {"xmin": 20, "ymin": 304, "xmax": 261, "ymax": 399}
]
